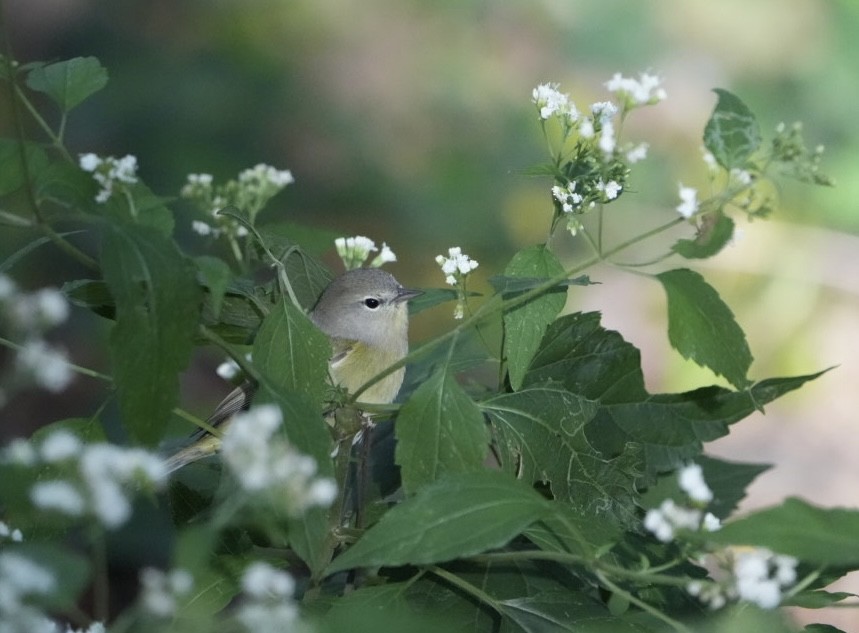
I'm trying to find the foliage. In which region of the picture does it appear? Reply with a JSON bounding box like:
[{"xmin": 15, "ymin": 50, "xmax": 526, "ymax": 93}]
[{"xmin": 0, "ymin": 53, "xmax": 855, "ymax": 633}]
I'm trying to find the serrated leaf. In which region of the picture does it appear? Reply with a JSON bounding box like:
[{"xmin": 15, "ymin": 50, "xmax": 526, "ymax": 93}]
[
  {"xmin": 252, "ymin": 297, "xmax": 330, "ymax": 406},
  {"xmin": 672, "ymin": 213, "xmax": 735, "ymax": 260},
  {"xmin": 101, "ymin": 222, "xmax": 201, "ymax": 445},
  {"xmin": 35, "ymin": 160, "xmax": 97, "ymax": 208},
  {"xmin": 599, "ymin": 371, "xmax": 826, "ymax": 476},
  {"xmin": 481, "ymin": 384, "xmax": 639, "ymax": 524},
  {"xmin": 25, "ymin": 56, "xmax": 108, "ymax": 112},
  {"xmin": 703, "ymin": 88, "xmax": 761, "ymax": 170},
  {"xmin": 394, "ymin": 364, "xmax": 490, "ymax": 494},
  {"xmin": 502, "ymin": 245, "xmax": 567, "ymax": 391},
  {"xmin": 657, "ymin": 268, "xmax": 752, "ymax": 389},
  {"xmin": 0, "ymin": 139, "xmax": 49, "ymax": 195},
  {"xmin": 194, "ymin": 255, "xmax": 232, "ymax": 318},
  {"xmin": 524, "ymin": 311, "xmax": 648, "ymax": 404},
  {"xmin": 525, "ymin": 502, "xmax": 621, "ymax": 559},
  {"xmin": 325, "ymin": 471, "xmax": 550, "ymax": 574},
  {"xmin": 708, "ymin": 497, "xmax": 859, "ymax": 566}
]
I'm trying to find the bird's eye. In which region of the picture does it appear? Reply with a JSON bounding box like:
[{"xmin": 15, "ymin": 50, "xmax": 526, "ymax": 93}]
[{"xmin": 363, "ymin": 297, "xmax": 381, "ymax": 309}]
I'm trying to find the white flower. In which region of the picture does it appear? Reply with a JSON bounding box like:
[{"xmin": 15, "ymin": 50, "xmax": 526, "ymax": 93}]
[
  {"xmin": 241, "ymin": 562, "xmax": 295, "ymax": 599},
  {"xmin": 0, "ymin": 274, "xmax": 16, "ymax": 300},
  {"xmin": 192, "ymin": 220, "xmax": 216, "ymax": 236},
  {"xmin": 221, "ymin": 405, "xmax": 337, "ymax": 514},
  {"xmin": 597, "ymin": 179, "xmax": 622, "ymax": 201},
  {"xmin": 3, "ymin": 438, "xmax": 37, "ymax": 465},
  {"xmin": 532, "ymin": 83, "xmax": 569, "ymax": 120},
  {"xmin": 676, "ymin": 184, "xmax": 699, "ymax": 218},
  {"xmin": 579, "ymin": 118, "xmax": 594, "ymax": 138},
  {"xmin": 435, "ymin": 247, "xmax": 479, "ymax": 286},
  {"xmin": 79, "ymin": 153, "xmax": 139, "ymax": 203},
  {"xmin": 730, "ymin": 168, "xmax": 753, "ymax": 186},
  {"xmin": 78, "ymin": 153, "xmax": 101, "ymax": 172},
  {"xmin": 643, "ymin": 498, "xmax": 705, "ymax": 542},
  {"xmin": 590, "ymin": 101, "xmax": 618, "ymax": 122},
  {"xmin": 625, "ymin": 143, "xmax": 648, "ymax": 163},
  {"xmin": 552, "ymin": 183, "xmax": 583, "ymax": 214},
  {"xmin": 32, "ymin": 288, "xmax": 69, "ymax": 326},
  {"xmin": 369, "ymin": 242, "xmax": 397, "ymax": 268},
  {"xmin": 335, "ymin": 235, "xmax": 378, "ymax": 270},
  {"xmin": 701, "ymin": 147, "xmax": 718, "ymax": 170},
  {"xmin": 702, "ymin": 512, "xmax": 721, "ymax": 532},
  {"xmin": 140, "ymin": 568, "xmax": 194, "ymax": 617},
  {"xmin": 678, "ymin": 463, "xmax": 713, "ymax": 504},
  {"xmin": 39, "ymin": 430, "xmax": 83, "ymax": 462},
  {"xmin": 16, "ymin": 341, "xmax": 73, "ymax": 393},
  {"xmin": 30, "ymin": 480, "xmax": 86, "ymax": 516},
  {"xmin": 598, "ymin": 120, "xmax": 616, "ymax": 155},
  {"xmin": 66, "ymin": 623, "xmax": 106, "ymax": 633},
  {"xmin": 605, "ymin": 72, "xmax": 667, "ymax": 106},
  {"xmin": 731, "ymin": 548, "xmax": 797, "ymax": 610},
  {"xmin": 0, "ymin": 521, "xmax": 23, "ymax": 543},
  {"xmin": 236, "ymin": 602, "xmax": 299, "ymax": 631},
  {"xmin": 0, "ymin": 552, "xmax": 56, "ymax": 596}
]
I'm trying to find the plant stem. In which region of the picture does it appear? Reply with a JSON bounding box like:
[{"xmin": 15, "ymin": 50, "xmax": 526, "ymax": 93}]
[
  {"xmin": 596, "ymin": 570, "xmax": 693, "ymax": 633},
  {"xmin": 429, "ymin": 565, "xmax": 504, "ymax": 614}
]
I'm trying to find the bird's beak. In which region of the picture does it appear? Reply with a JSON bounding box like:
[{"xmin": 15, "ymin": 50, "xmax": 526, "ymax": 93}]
[{"xmin": 395, "ymin": 287, "xmax": 423, "ymax": 303}]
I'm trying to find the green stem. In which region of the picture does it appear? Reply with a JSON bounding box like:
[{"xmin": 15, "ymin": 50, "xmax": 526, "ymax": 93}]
[
  {"xmin": 429, "ymin": 565, "xmax": 504, "ymax": 614},
  {"xmin": 0, "ymin": 335, "xmax": 111, "ymax": 382},
  {"xmin": 596, "ymin": 570, "xmax": 692, "ymax": 633},
  {"xmin": 199, "ymin": 325, "xmax": 259, "ymax": 382}
]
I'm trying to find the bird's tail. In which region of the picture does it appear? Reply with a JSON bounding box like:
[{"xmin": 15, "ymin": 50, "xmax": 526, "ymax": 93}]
[{"xmin": 163, "ymin": 433, "xmax": 222, "ymax": 475}]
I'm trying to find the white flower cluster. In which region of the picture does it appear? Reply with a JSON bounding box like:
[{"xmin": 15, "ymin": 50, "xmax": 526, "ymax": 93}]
[
  {"xmin": 644, "ymin": 463, "xmax": 721, "ymax": 543},
  {"xmin": 221, "ymin": 405, "xmax": 337, "ymax": 515},
  {"xmin": 3, "ymin": 429, "xmax": 167, "ymax": 529},
  {"xmin": 435, "ymin": 247, "xmax": 479, "ymax": 287},
  {"xmin": 688, "ymin": 548, "xmax": 798, "ymax": 610},
  {"xmin": 0, "ymin": 277, "xmax": 73, "ymax": 401},
  {"xmin": 0, "ymin": 521, "xmax": 23, "ymax": 543},
  {"xmin": 235, "ymin": 561, "xmax": 300, "ymax": 631},
  {"xmin": 532, "ymin": 83, "xmax": 579, "ymax": 122},
  {"xmin": 0, "ymin": 551, "xmax": 58, "ymax": 633},
  {"xmin": 676, "ymin": 184, "xmax": 699, "ymax": 219},
  {"xmin": 335, "ymin": 236, "xmax": 397, "ymax": 271},
  {"xmin": 605, "ymin": 72, "xmax": 667, "ymax": 108},
  {"xmin": 139, "ymin": 567, "xmax": 194, "ymax": 618},
  {"xmin": 180, "ymin": 164, "xmax": 294, "ymax": 238},
  {"xmin": 78, "ymin": 153, "xmax": 139, "ymax": 204},
  {"xmin": 531, "ymin": 76, "xmax": 666, "ymax": 236}
]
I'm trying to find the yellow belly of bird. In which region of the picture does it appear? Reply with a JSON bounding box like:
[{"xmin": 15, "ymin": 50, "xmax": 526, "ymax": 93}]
[{"xmin": 330, "ymin": 342, "xmax": 406, "ymax": 405}]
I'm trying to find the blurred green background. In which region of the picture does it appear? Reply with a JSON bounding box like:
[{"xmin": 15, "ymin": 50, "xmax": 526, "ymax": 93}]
[{"xmin": 2, "ymin": 0, "xmax": 858, "ymax": 625}]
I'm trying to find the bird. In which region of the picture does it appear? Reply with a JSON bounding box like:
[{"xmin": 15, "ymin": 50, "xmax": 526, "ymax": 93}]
[{"xmin": 164, "ymin": 268, "xmax": 421, "ymax": 473}]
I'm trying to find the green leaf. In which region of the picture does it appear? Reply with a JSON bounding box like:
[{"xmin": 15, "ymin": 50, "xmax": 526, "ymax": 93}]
[
  {"xmin": 481, "ymin": 384, "xmax": 640, "ymax": 524},
  {"xmin": 0, "ymin": 139, "xmax": 49, "ymax": 195},
  {"xmin": 489, "ymin": 274, "xmax": 591, "ymax": 296},
  {"xmin": 255, "ymin": 386, "xmax": 334, "ymax": 577},
  {"xmin": 502, "ymin": 245, "xmax": 567, "ymax": 391},
  {"xmin": 194, "ymin": 256, "xmax": 232, "ymax": 319},
  {"xmin": 252, "ymin": 297, "xmax": 330, "ymax": 406},
  {"xmin": 2, "ymin": 232, "xmax": 84, "ymax": 274},
  {"xmin": 394, "ymin": 364, "xmax": 490, "ymax": 494},
  {"xmin": 35, "ymin": 160, "xmax": 97, "ymax": 208},
  {"xmin": 525, "ymin": 502, "xmax": 622, "ymax": 560},
  {"xmin": 101, "ymin": 183, "xmax": 175, "ymax": 235},
  {"xmin": 25, "ymin": 56, "xmax": 108, "ymax": 112},
  {"xmin": 708, "ymin": 498, "xmax": 859, "ymax": 566},
  {"xmin": 640, "ymin": 456, "xmax": 769, "ymax": 520},
  {"xmin": 657, "ymin": 268, "xmax": 752, "ymax": 389},
  {"xmin": 785, "ymin": 590, "xmax": 857, "ymax": 609},
  {"xmin": 599, "ymin": 371, "xmax": 826, "ymax": 475},
  {"xmin": 101, "ymin": 222, "xmax": 201, "ymax": 445},
  {"xmin": 325, "ymin": 471, "xmax": 550, "ymax": 574},
  {"xmin": 319, "ymin": 584, "xmax": 449, "ymax": 633},
  {"xmin": 672, "ymin": 213, "xmax": 735, "ymax": 260},
  {"xmin": 703, "ymin": 88, "xmax": 761, "ymax": 170},
  {"xmin": 524, "ymin": 311, "xmax": 648, "ymax": 404}
]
